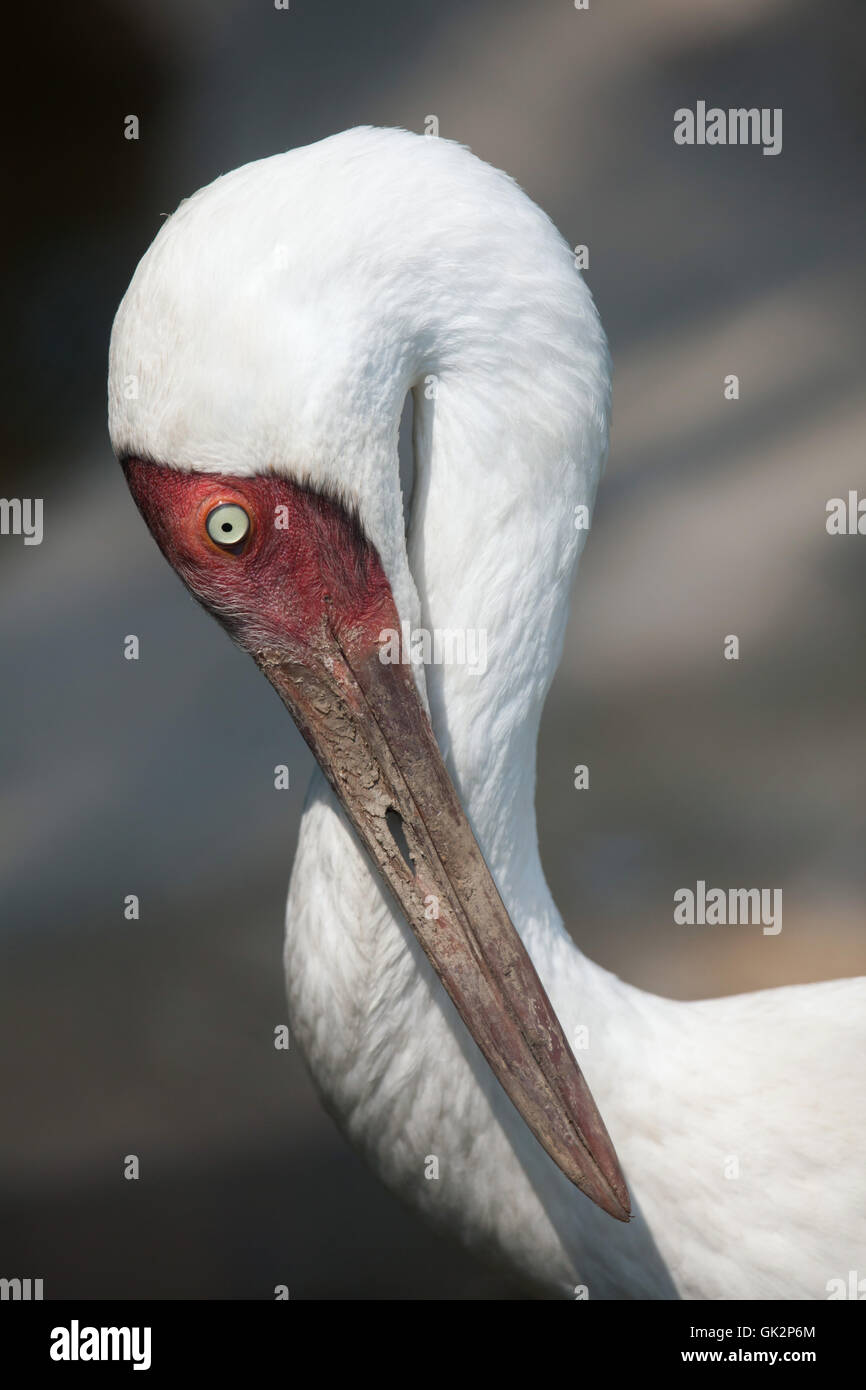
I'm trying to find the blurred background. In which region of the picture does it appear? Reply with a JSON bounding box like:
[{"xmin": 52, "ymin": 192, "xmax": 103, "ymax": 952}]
[{"xmin": 1, "ymin": 0, "xmax": 864, "ymax": 1299}]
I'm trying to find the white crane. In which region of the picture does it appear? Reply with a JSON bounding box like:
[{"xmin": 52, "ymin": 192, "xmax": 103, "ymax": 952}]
[{"xmin": 108, "ymin": 127, "xmax": 865, "ymax": 1299}]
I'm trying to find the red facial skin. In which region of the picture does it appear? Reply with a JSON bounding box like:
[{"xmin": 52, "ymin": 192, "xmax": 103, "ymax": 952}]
[{"xmin": 122, "ymin": 459, "xmax": 398, "ymax": 667}]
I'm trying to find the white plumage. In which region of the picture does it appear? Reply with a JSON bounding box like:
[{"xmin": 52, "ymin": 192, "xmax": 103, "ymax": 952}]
[{"xmin": 109, "ymin": 127, "xmax": 865, "ymax": 1299}]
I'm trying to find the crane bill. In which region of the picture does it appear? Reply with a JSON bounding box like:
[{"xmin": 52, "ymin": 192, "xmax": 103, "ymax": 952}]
[{"xmin": 255, "ymin": 635, "xmax": 632, "ymax": 1224}]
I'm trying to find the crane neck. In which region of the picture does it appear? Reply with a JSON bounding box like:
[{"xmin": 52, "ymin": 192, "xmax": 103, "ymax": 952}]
[{"xmin": 400, "ymin": 354, "xmax": 600, "ymax": 925}]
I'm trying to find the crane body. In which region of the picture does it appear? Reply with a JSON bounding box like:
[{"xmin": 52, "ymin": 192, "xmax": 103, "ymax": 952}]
[{"xmin": 109, "ymin": 127, "xmax": 865, "ymax": 1299}]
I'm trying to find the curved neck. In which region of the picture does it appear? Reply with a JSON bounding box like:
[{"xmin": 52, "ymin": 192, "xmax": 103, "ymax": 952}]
[{"xmin": 403, "ymin": 362, "xmax": 595, "ymax": 918}]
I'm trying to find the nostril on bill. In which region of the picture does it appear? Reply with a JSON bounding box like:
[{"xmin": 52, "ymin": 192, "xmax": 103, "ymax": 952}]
[{"xmin": 386, "ymin": 808, "xmax": 415, "ymax": 875}]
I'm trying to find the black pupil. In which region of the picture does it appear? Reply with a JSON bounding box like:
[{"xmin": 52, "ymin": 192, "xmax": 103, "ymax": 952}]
[{"xmin": 221, "ymin": 522, "xmax": 232, "ymax": 532}]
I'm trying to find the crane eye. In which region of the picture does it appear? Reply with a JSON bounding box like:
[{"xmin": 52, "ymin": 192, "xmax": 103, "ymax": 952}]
[{"xmin": 205, "ymin": 502, "xmax": 251, "ymax": 551}]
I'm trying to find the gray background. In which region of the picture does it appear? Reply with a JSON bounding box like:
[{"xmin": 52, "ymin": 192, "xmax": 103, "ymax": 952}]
[{"xmin": 1, "ymin": 0, "xmax": 864, "ymax": 1298}]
